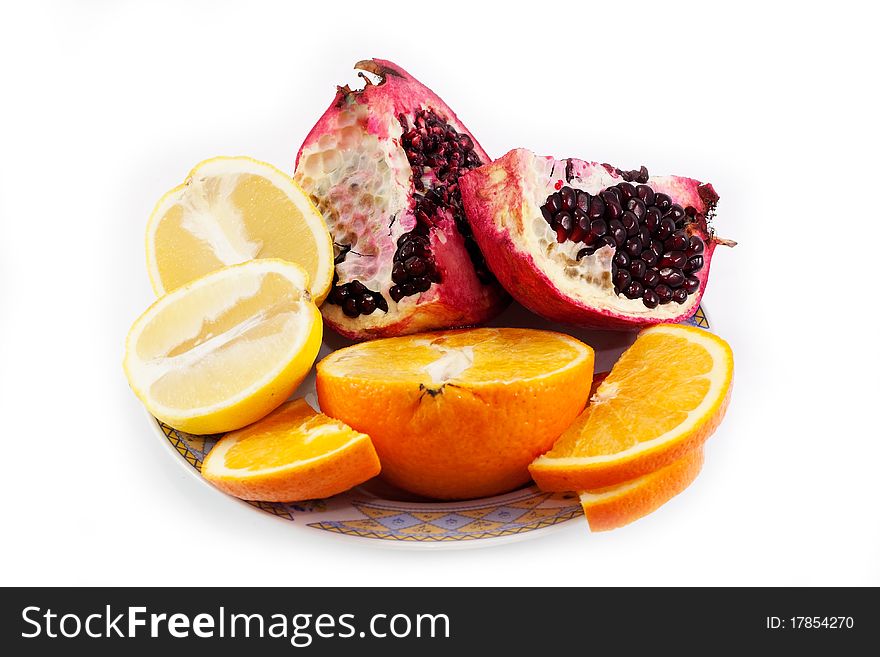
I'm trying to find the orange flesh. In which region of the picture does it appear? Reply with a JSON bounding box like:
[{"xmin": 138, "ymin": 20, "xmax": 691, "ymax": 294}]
[
  {"xmin": 322, "ymin": 328, "xmax": 587, "ymax": 385},
  {"xmin": 545, "ymin": 332, "xmax": 714, "ymax": 457},
  {"xmin": 223, "ymin": 399, "xmax": 365, "ymax": 471}
]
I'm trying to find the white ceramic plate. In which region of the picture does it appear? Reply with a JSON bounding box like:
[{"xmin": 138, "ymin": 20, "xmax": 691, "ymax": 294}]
[{"xmin": 150, "ymin": 301, "xmax": 712, "ymax": 549}]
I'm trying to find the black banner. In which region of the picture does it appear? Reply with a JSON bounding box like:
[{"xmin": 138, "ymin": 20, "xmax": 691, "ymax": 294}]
[{"xmin": 0, "ymin": 587, "xmax": 874, "ymax": 654}]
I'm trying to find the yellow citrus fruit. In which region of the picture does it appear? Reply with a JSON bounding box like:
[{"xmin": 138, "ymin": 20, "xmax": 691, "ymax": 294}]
[
  {"xmin": 202, "ymin": 398, "xmax": 380, "ymax": 502},
  {"xmin": 124, "ymin": 259, "xmax": 322, "ymax": 434},
  {"xmin": 146, "ymin": 156, "xmax": 333, "ymax": 304},
  {"xmin": 316, "ymin": 328, "xmax": 594, "ymax": 499},
  {"xmin": 578, "ymin": 447, "xmax": 705, "ymax": 531},
  {"xmin": 530, "ymin": 324, "xmax": 733, "ymax": 490}
]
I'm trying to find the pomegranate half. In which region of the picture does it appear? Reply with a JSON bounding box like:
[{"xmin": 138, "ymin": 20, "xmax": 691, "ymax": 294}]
[
  {"xmin": 460, "ymin": 148, "xmax": 733, "ymax": 329},
  {"xmin": 295, "ymin": 59, "xmax": 508, "ymax": 340}
]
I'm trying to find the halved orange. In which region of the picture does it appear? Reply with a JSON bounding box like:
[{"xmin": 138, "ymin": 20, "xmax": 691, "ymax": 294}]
[
  {"xmin": 316, "ymin": 327, "xmax": 594, "ymax": 500},
  {"xmin": 202, "ymin": 398, "xmax": 380, "ymax": 502},
  {"xmin": 530, "ymin": 324, "xmax": 733, "ymax": 490},
  {"xmin": 579, "ymin": 447, "xmax": 704, "ymax": 531}
]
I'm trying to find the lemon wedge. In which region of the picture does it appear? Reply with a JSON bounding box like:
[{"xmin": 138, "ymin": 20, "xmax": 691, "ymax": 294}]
[
  {"xmin": 146, "ymin": 156, "xmax": 333, "ymax": 304},
  {"xmin": 124, "ymin": 259, "xmax": 322, "ymax": 434}
]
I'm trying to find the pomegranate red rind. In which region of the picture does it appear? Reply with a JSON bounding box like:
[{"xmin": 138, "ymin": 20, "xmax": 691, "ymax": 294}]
[
  {"xmin": 460, "ymin": 148, "xmax": 727, "ymax": 329},
  {"xmin": 295, "ymin": 59, "xmax": 507, "ymax": 340}
]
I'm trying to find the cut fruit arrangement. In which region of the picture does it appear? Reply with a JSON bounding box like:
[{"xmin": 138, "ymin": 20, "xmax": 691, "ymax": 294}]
[{"xmin": 124, "ymin": 58, "xmax": 735, "ymax": 533}]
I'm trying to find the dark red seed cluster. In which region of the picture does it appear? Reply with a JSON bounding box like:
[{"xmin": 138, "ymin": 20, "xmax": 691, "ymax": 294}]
[
  {"xmin": 540, "ymin": 180, "xmax": 706, "ymax": 308},
  {"xmin": 326, "ymin": 273, "xmax": 389, "ymax": 318},
  {"xmin": 396, "ymin": 109, "xmax": 494, "ymax": 294},
  {"xmin": 400, "ymin": 109, "xmax": 483, "ymax": 188},
  {"xmin": 389, "ymin": 232, "xmax": 441, "ymax": 302}
]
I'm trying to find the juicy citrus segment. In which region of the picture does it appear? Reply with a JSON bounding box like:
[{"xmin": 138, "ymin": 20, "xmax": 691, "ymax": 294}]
[
  {"xmin": 579, "ymin": 447, "xmax": 704, "ymax": 532},
  {"xmin": 222, "ymin": 400, "xmax": 352, "ymax": 470},
  {"xmin": 319, "ymin": 327, "xmax": 591, "ymax": 385},
  {"xmin": 316, "ymin": 328, "xmax": 594, "ymax": 499},
  {"xmin": 124, "ymin": 259, "xmax": 322, "ymax": 434},
  {"xmin": 553, "ymin": 332, "xmax": 714, "ymax": 457},
  {"xmin": 202, "ymin": 398, "xmax": 380, "ymax": 502},
  {"xmin": 530, "ymin": 324, "xmax": 732, "ymax": 490},
  {"xmin": 146, "ymin": 156, "xmax": 334, "ymax": 304}
]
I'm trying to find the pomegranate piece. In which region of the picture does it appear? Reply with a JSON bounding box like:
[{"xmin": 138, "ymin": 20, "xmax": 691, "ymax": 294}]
[
  {"xmin": 295, "ymin": 59, "xmax": 508, "ymax": 340},
  {"xmin": 460, "ymin": 149, "xmax": 734, "ymax": 329}
]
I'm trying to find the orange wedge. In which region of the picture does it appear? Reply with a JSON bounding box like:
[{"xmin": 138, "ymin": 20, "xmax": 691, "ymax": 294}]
[
  {"xmin": 530, "ymin": 324, "xmax": 733, "ymax": 490},
  {"xmin": 201, "ymin": 398, "xmax": 380, "ymax": 502},
  {"xmin": 316, "ymin": 327, "xmax": 593, "ymax": 499},
  {"xmin": 579, "ymin": 447, "xmax": 705, "ymax": 531}
]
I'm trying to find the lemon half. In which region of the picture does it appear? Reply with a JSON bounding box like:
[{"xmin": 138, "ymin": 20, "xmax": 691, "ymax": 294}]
[
  {"xmin": 124, "ymin": 259, "xmax": 323, "ymax": 434},
  {"xmin": 146, "ymin": 156, "xmax": 334, "ymax": 304}
]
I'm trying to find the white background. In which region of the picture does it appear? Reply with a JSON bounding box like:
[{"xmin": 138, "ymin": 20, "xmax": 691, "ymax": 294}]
[{"xmin": 1, "ymin": 0, "xmax": 877, "ymax": 586}]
